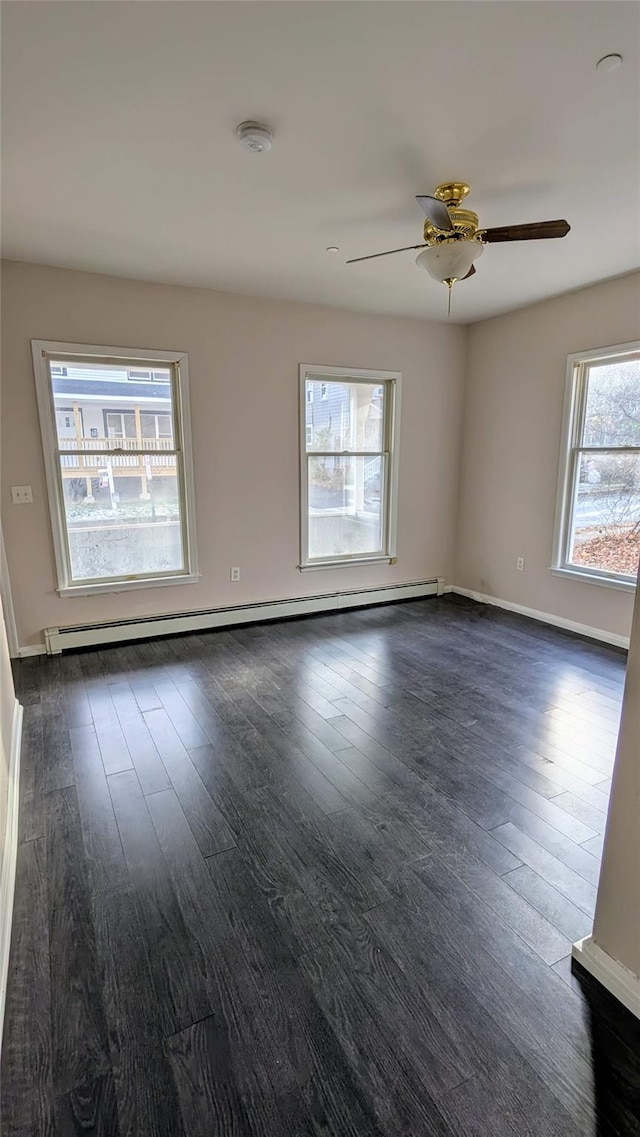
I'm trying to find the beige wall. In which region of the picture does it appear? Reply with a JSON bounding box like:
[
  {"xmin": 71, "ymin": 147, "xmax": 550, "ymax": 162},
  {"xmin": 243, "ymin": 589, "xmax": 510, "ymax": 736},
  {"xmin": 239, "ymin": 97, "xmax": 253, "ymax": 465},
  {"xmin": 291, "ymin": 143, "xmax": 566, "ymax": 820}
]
[
  {"xmin": 455, "ymin": 272, "xmax": 640, "ymax": 641},
  {"xmin": 592, "ymin": 579, "xmax": 640, "ymax": 978},
  {"xmin": 1, "ymin": 260, "xmax": 467, "ymax": 648},
  {"xmin": 3, "ymin": 260, "xmax": 639, "ymax": 650}
]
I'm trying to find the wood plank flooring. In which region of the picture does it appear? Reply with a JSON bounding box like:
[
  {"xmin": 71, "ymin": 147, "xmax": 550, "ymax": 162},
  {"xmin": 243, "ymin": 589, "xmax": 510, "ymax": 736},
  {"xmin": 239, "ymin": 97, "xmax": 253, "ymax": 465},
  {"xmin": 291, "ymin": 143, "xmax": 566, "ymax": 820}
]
[{"xmin": 2, "ymin": 595, "xmax": 639, "ymax": 1135}]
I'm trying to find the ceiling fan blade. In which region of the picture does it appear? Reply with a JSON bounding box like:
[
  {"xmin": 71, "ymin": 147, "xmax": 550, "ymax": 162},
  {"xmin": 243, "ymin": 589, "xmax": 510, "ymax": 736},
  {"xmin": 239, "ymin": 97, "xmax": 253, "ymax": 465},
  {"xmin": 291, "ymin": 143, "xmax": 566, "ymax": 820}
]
[
  {"xmin": 460, "ymin": 264, "xmax": 476, "ymax": 280},
  {"xmin": 346, "ymin": 243, "xmax": 427, "ymax": 264},
  {"xmin": 416, "ymin": 195, "xmax": 454, "ymax": 231},
  {"xmin": 482, "ymin": 219, "xmax": 570, "ymax": 243}
]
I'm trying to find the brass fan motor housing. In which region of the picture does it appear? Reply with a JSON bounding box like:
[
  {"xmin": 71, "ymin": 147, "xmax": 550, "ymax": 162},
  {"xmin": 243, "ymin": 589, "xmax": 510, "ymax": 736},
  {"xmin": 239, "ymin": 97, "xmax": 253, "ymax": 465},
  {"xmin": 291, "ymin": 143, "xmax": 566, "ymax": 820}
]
[
  {"xmin": 423, "ymin": 208, "xmax": 480, "ymax": 244},
  {"xmin": 423, "ymin": 182, "xmax": 480, "ymax": 243}
]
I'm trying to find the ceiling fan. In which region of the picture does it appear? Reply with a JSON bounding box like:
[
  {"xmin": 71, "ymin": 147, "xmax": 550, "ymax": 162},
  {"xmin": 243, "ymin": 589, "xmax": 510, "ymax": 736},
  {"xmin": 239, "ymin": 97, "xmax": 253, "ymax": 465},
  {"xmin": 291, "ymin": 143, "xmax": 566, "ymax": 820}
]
[{"xmin": 347, "ymin": 182, "xmax": 570, "ymax": 312}]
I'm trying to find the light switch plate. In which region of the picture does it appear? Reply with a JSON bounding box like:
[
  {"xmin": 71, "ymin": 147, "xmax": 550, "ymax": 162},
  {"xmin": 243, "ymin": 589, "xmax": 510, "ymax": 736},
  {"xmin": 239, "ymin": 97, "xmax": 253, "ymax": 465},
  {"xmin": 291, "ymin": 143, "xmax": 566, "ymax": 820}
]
[{"xmin": 11, "ymin": 485, "xmax": 33, "ymax": 504}]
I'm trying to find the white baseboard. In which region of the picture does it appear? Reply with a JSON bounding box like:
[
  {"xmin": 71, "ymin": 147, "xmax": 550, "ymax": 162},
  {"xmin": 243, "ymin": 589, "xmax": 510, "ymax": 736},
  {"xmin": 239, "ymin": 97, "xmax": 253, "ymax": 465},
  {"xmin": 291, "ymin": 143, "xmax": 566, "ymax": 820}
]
[
  {"xmin": 0, "ymin": 698, "xmax": 23, "ymax": 1054},
  {"xmin": 572, "ymin": 935, "xmax": 640, "ymax": 1020},
  {"xmin": 452, "ymin": 586, "xmax": 629, "ymax": 650},
  {"xmin": 23, "ymin": 580, "xmax": 624, "ymax": 654},
  {"xmin": 42, "ymin": 577, "xmax": 445, "ymax": 654}
]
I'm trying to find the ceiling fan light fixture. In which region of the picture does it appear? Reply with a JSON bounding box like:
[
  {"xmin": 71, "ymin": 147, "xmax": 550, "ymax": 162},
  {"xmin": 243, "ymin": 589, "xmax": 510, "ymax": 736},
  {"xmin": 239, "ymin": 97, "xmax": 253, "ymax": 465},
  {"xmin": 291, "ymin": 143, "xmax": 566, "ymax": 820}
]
[{"xmin": 415, "ymin": 239, "xmax": 484, "ymax": 283}]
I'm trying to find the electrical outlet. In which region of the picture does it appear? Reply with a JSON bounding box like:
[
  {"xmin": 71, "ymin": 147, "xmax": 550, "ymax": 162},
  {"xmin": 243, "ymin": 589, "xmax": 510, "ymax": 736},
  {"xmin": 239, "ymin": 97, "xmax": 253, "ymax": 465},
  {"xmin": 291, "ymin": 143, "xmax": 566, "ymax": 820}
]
[
  {"xmin": 230, "ymin": 566, "xmax": 241, "ymax": 582},
  {"xmin": 516, "ymin": 556, "xmax": 525, "ymax": 572},
  {"xmin": 11, "ymin": 485, "xmax": 33, "ymax": 504}
]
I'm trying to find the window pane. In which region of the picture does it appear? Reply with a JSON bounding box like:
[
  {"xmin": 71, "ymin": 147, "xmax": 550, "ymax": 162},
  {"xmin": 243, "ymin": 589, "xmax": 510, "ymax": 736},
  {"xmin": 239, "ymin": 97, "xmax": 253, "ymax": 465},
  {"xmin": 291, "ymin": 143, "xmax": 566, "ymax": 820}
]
[
  {"xmin": 307, "ymin": 455, "xmax": 383, "ymax": 559},
  {"xmin": 569, "ymin": 452, "xmax": 640, "ymax": 578},
  {"xmin": 51, "ymin": 359, "xmax": 174, "ymax": 451},
  {"xmin": 583, "ymin": 358, "xmax": 640, "ymax": 447},
  {"xmin": 305, "ymin": 379, "xmax": 384, "ymax": 452},
  {"xmin": 60, "ymin": 459, "xmax": 184, "ymax": 582}
]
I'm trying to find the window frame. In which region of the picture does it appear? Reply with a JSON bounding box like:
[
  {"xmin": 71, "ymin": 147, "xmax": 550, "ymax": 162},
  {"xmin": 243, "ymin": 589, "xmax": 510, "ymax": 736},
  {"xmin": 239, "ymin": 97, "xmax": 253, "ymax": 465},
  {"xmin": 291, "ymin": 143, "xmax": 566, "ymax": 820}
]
[
  {"xmin": 299, "ymin": 363, "xmax": 401, "ymax": 571},
  {"xmin": 552, "ymin": 340, "xmax": 640, "ymax": 592},
  {"xmin": 31, "ymin": 340, "xmax": 199, "ymax": 596}
]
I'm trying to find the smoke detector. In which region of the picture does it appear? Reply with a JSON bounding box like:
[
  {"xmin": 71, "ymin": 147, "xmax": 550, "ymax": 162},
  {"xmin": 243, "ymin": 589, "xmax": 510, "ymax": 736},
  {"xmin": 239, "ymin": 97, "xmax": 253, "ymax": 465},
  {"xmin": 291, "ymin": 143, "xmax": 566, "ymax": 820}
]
[
  {"xmin": 236, "ymin": 121, "xmax": 273, "ymax": 153},
  {"xmin": 595, "ymin": 53, "xmax": 622, "ymax": 72}
]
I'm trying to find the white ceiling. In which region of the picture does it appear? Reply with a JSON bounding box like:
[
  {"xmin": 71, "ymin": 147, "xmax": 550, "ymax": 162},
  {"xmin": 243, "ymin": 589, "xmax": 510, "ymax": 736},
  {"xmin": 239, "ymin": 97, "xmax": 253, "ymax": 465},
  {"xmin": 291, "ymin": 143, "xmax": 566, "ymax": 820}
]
[{"xmin": 2, "ymin": 1, "xmax": 639, "ymax": 324}]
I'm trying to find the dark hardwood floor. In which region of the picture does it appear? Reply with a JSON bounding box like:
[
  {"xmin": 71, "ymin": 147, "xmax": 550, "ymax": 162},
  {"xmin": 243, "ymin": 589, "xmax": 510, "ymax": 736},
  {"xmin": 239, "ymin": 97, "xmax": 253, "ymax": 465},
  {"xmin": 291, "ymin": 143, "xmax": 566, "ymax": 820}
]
[{"xmin": 2, "ymin": 595, "xmax": 639, "ymax": 1136}]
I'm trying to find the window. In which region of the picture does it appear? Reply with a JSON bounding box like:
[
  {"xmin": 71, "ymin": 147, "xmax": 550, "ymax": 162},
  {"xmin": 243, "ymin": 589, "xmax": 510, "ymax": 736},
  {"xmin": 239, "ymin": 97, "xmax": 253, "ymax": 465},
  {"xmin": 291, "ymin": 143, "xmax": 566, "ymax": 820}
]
[
  {"xmin": 553, "ymin": 341, "xmax": 640, "ymax": 589},
  {"xmin": 105, "ymin": 411, "xmax": 136, "ymax": 439},
  {"xmin": 128, "ymin": 369, "xmax": 170, "ymax": 382},
  {"xmin": 103, "ymin": 410, "xmax": 174, "ymax": 440},
  {"xmin": 299, "ymin": 364, "xmax": 401, "ymax": 569},
  {"xmin": 141, "ymin": 413, "xmax": 173, "ymax": 439},
  {"xmin": 32, "ymin": 341, "xmax": 198, "ymax": 595}
]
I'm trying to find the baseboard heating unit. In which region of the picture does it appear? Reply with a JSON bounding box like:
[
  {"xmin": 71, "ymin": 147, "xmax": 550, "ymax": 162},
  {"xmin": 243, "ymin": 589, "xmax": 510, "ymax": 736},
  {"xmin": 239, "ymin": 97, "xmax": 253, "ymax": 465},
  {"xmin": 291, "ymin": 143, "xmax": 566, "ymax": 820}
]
[{"xmin": 43, "ymin": 577, "xmax": 445, "ymax": 654}]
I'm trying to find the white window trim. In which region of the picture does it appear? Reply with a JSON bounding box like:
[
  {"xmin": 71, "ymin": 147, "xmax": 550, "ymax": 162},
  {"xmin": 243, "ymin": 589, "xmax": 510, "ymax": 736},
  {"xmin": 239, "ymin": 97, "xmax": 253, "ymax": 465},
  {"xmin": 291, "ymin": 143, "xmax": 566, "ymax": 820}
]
[
  {"xmin": 552, "ymin": 339, "xmax": 640, "ymax": 591},
  {"xmin": 299, "ymin": 363, "xmax": 401, "ymax": 571},
  {"xmin": 31, "ymin": 340, "xmax": 199, "ymax": 596}
]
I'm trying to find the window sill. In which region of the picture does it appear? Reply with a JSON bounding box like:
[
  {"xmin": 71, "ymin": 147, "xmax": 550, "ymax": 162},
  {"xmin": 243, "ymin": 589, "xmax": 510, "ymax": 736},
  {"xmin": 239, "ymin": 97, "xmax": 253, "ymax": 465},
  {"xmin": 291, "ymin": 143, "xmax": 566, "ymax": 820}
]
[
  {"xmin": 550, "ymin": 566, "xmax": 636, "ymax": 593},
  {"xmin": 299, "ymin": 556, "xmax": 393, "ymax": 572},
  {"xmin": 58, "ymin": 572, "xmax": 200, "ymax": 597}
]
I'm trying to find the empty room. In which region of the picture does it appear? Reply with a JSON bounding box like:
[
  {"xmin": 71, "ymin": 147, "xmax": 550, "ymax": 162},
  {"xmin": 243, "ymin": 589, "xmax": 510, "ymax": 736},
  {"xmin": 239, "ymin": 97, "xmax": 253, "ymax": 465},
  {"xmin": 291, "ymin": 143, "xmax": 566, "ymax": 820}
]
[{"xmin": 1, "ymin": 2, "xmax": 640, "ymax": 1134}]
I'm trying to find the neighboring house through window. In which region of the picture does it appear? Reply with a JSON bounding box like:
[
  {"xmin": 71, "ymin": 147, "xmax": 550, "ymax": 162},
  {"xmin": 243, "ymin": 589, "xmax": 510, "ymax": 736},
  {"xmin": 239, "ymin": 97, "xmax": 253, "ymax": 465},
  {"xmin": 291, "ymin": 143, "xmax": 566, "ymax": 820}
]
[
  {"xmin": 32, "ymin": 341, "xmax": 198, "ymax": 595},
  {"xmin": 299, "ymin": 364, "xmax": 401, "ymax": 569},
  {"xmin": 553, "ymin": 341, "xmax": 640, "ymax": 589}
]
